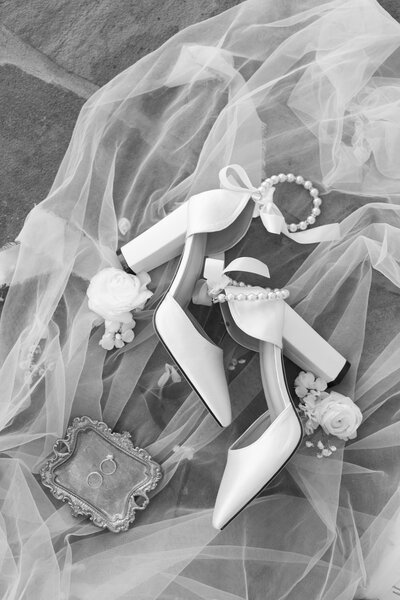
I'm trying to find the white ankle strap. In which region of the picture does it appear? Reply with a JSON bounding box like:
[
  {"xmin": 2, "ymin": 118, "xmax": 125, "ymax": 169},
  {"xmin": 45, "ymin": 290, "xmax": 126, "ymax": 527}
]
[
  {"xmin": 192, "ymin": 254, "xmax": 285, "ymax": 348},
  {"xmin": 192, "ymin": 255, "xmax": 272, "ymax": 306}
]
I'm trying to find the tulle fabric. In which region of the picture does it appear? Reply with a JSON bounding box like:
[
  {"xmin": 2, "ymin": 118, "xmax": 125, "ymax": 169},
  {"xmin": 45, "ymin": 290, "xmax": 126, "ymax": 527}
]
[{"xmin": 1, "ymin": 0, "xmax": 400, "ymax": 598}]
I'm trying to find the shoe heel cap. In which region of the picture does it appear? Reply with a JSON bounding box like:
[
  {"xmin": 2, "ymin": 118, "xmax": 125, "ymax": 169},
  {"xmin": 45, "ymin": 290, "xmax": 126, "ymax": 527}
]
[{"xmin": 327, "ymin": 360, "xmax": 351, "ymax": 387}]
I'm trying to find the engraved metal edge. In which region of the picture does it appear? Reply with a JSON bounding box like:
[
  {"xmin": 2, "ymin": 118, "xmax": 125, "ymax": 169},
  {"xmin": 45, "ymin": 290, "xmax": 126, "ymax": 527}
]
[{"xmin": 40, "ymin": 416, "xmax": 162, "ymax": 533}]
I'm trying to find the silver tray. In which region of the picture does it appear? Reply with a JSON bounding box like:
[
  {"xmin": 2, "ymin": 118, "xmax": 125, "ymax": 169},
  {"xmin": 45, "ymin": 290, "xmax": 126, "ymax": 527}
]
[{"xmin": 40, "ymin": 416, "xmax": 162, "ymax": 533}]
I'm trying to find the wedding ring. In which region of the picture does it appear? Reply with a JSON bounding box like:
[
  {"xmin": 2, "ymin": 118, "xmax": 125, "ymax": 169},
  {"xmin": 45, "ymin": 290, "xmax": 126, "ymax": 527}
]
[
  {"xmin": 100, "ymin": 454, "xmax": 117, "ymax": 475},
  {"xmin": 87, "ymin": 471, "xmax": 103, "ymax": 488}
]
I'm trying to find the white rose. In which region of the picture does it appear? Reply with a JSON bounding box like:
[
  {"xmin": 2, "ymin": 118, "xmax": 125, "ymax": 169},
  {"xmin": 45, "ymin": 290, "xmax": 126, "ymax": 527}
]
[
  {"xmin": 87, "ymin": 268, "xmax": 152, "ymax": 322},
  {"xmin": 314, "ymin": 392, "xmax": 362, "ymax": 441}
]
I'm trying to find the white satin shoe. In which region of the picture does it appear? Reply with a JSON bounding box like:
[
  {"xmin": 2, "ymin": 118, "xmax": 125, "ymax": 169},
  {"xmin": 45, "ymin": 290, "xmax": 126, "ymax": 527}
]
[
  {"xmin": 118, "ymin": 167, "xmax": 256, "ymax": 426},
  {"xmin": 212, "ymin": 346, "xmax": 302, "ymax": 530},
  {"xmin": 211, "ymin": 258, "xmax": 349, "ymax": 529}
]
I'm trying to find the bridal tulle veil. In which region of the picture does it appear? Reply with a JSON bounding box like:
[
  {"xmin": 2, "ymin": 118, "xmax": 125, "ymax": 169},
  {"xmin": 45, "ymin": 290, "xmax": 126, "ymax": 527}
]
[{"xmin": 1, "ymin": 0, "xmax": 400, "ymax": 598}]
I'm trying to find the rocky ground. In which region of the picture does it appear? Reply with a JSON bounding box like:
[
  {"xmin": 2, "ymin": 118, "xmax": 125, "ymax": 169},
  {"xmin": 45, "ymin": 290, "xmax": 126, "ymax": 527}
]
[{"xmin": 0, "ymin": 0, "xmax": 399, "ymax": 245}]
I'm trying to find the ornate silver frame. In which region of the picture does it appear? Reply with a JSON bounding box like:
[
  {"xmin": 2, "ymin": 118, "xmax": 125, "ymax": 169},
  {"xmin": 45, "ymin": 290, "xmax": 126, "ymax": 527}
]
[{"xmin": 40, "ymin": 416, "xmax": 162, "ymax": 533}]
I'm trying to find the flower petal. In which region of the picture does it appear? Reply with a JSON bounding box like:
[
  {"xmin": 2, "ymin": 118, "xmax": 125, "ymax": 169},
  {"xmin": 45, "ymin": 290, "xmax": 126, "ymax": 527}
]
[
  {"xmin": 100, "ymin": 334, "xmax": 115, "ymax": 351},
  {"xmin": 295, "ymin": 384, "xmax": 308, "ymax": 398},
  {"xmin": 118, "ymin": 217, "xmax": 131, "ymax": 235},
  {"xmin": 313, "ymin": 377, "xmax": 328, "ymax": 391},
  {"xmin": 121, "ymin": 330, "xmax": 135, "ymax": 343},
  {"xmin": 119, "ymin": 311, "xmax": 135, "ymax": 323},
  {"xmin": 157, "ymin": 370, "xmax": 170, "ymax": 388},
  {"xmin": 105, "ymin": 320, "xmax": 121, "ymax": 333},
  {"xmin": 169, "ymin": 365, "xmax": 181, "ymax": 383},
  {"xmin": 121, "ymin": 319, "xmax": 136, "ymax": 332},
  {"xmin": 295, "ymin": 371, "xmax": 316, "ymax": 389}
]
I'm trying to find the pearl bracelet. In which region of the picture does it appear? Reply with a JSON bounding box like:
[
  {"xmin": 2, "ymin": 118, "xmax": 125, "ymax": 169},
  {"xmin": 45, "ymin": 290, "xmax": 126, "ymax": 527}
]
[
  {"xmin": 252, "ymin": 173, "xmax": 322, "ymax": 232},
  {"xmin": 209, "ymin": 278, "xmax": 290, "ymax": 303}
]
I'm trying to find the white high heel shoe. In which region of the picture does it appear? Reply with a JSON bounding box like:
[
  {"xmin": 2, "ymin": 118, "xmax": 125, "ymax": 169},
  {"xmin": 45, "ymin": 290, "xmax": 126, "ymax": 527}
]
[
  {"xmin": 212, "ymin": 344, "xmax": 303, "ymax": 529},
  {"xmin": 118, "ymin": 170, "xmax": 256, "ymax": 426},
  {"xmin": 212, "ymin": 344, "xmax": 302, "ymax": 530},
  {"xmin": 211, "ymin": 259, "xmax": 349, "ymax": 529}
]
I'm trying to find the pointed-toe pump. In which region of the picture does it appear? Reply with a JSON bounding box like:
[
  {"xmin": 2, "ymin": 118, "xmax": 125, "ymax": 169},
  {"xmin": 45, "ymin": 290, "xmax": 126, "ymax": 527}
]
[
  {"xmin": 211, "ymin": 259, "xmax": 349, "ymax": 528},
  {"xmin": 213, "ymin": 345, "xmax": 302, "ymax": 530},
  {"xmin": 118, "ymin": 169, "xmax": 256, "ymax": 426}
]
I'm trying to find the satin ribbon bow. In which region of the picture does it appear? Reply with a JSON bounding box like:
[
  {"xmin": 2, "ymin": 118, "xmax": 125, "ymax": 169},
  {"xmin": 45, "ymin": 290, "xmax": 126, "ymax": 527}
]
[{"xmin": 219, "ymin": 164, "xmax": 340, "ymax": 243}]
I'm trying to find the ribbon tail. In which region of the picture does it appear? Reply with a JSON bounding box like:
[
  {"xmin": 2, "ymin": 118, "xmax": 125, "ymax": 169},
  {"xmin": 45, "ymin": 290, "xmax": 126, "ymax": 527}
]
[
  {"xmin": 219, "ymin": 164, "xmax": 259, "ymax": 194},
  {"xmin": 223, "ymin": 257, "xmax": 270, "ymax": 279},
  {"xmin": 259, "ymin": 211, "xmax": 285, "ymax": 235},
  {"xmin": 257, "ymin": 194, "xmax": 287, "ymax": 235}
]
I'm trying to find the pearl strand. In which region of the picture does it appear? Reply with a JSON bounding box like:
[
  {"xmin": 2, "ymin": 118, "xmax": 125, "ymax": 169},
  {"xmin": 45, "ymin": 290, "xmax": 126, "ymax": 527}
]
[
  {"xmin": 252, "ymin": 172, "xmax": 322, "ymax": 232},
  {"xmin": 209, "ymin": 279, "xmax": 290, "ymax": 303}
]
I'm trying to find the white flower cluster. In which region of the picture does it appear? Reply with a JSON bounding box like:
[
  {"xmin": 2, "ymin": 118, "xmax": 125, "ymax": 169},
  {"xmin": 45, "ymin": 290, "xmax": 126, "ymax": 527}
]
[
  {"xmin": 228, "ymin": 356, "xmax": 246, "ymax": 371},
  {"xmin": 100, "ymin": 318, "xmax": 136, "ymax": 350},
  {"xmin": 305, "ymin": 439, "xmax": 337, "ymax": 459},
  {"xmin": 87, "ymin": 267, "xmax": 153, "ymax": 351},
  {"xmin": 294, "ymin": 371, "xmax": 362, "ymax": 443}
]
